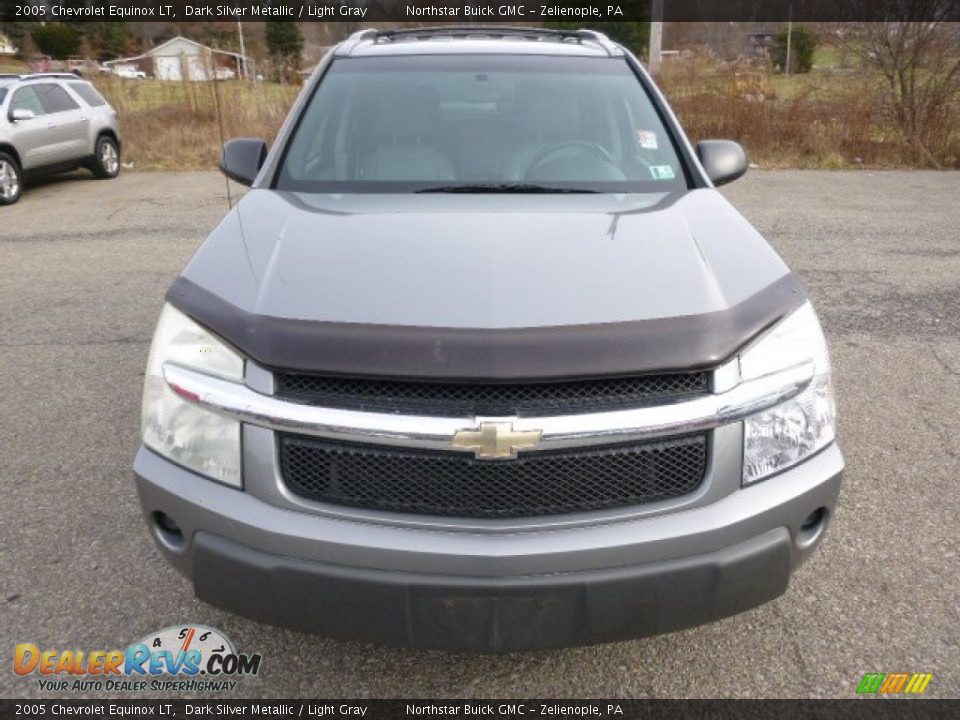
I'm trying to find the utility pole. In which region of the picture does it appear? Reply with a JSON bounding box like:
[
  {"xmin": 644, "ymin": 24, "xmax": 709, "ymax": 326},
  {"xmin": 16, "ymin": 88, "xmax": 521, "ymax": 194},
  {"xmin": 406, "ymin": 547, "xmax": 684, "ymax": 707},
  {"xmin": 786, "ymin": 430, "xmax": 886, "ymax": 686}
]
[
  {"xmin": 785, "ymin": 3, "xmax": 793, "ymax": 75},
  {"xmin": 649, "ymin": 0, "xmax": 664, "ymax": 74},
  {"xmin": 237, "ymin": 21, "xmax": 248, "ymax": 79}
]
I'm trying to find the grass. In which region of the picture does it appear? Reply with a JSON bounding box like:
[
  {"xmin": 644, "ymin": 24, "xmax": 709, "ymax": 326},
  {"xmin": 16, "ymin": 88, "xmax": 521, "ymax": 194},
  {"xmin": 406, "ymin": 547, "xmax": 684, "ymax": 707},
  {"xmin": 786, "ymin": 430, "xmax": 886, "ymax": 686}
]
[
  {"xmin": 0, "ymin": 57, "xmax": 28, "ymax": 74},
  {"xmin": 812, "ymin": 46, "xmax": 841, "ymax": 68},
  {"xmin": 657, "ymin": 53, "xmax": 960, "ymax": 169},
  {"xmin": 91, "ymin": 77, "xmax": 299, "ymax": 171},
  {"xmin": 81, "ymin": 54, "xmax": 960, "ymax": 172}
]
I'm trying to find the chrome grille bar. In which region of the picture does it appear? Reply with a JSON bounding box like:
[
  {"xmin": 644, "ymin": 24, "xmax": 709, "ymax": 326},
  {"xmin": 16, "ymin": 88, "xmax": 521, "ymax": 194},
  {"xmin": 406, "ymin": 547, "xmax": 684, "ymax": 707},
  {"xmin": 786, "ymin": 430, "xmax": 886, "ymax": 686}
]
[{"xmin": 163, "ymin": 360, "xmax": 814, "ymax": 454}]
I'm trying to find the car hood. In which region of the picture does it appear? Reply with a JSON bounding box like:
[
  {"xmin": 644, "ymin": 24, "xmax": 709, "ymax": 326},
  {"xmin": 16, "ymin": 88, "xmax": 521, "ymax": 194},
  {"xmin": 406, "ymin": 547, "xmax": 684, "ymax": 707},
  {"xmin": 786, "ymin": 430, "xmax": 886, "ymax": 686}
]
[{"xmin": 170, "ymin": 189, "xmax": 804, "ymax": 378}]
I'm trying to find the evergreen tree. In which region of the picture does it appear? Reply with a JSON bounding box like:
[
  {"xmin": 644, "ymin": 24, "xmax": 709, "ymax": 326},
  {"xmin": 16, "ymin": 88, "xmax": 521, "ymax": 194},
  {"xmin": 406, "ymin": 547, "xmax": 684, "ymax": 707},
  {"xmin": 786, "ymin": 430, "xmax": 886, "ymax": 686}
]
[
  {"xmin": 92, "ymin": 22, "xmax": 129, "ymax": 59},
  {"xmin": 31, "ymin": 23, "xmax": 82, "ymax": 59},
  {"xmin": 772, "ymin": 26, "xmax": 818, "ymax": 74},
  {"xmin": 265, "ymin": 22, "xmax": 303, "ymax": 83}
]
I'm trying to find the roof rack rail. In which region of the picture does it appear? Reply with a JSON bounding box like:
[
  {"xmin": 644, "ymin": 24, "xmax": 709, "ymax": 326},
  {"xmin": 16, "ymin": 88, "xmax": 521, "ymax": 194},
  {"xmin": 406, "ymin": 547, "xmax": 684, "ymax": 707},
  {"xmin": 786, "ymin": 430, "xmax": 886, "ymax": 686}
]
[
  {"xmin": 378, "ymin": 25, "xmax": 576, "ymax": 39},
  {"xmin": 574, "ymin": 29, "xmax": 621, "ymax": 56},
  {"xmin": 336, "ymin": 28, "xmax": 379, "ymax": 56},
  {"xmin": 20, "ymin": 72, "xmax": 82, "ymax": 80},
  {"xmin": 337, "ymin": 25, "xmax": 621, "ymax": 57}
]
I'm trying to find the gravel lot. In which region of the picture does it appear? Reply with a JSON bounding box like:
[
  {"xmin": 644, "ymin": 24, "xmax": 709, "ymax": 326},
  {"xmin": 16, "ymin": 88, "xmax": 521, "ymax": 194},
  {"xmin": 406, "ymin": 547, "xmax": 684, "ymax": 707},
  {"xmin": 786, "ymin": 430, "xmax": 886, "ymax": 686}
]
[{"xmin": 1, "ymin": 170, "xmax": 958, "ymax": 698}]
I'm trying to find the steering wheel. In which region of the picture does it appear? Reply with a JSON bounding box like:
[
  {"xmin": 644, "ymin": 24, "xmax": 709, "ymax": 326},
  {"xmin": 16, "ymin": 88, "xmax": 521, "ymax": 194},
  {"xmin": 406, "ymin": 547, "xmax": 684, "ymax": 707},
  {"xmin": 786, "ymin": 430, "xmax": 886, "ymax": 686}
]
[{"xmin": 524, "ymin": 141, "xmax": 615, "ymax": 180}]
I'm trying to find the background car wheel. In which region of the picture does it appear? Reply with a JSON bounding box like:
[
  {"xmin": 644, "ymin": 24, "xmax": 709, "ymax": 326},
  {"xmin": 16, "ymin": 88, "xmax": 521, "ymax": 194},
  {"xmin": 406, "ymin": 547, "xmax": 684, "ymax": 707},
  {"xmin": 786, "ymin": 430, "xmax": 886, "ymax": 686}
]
[
  {"xmin": 92, "ymin": 136, "xmax": 120, "ymax": 179},
  {"xmin": 0, "ymin": 153, "xmax": 22, "ymax": 205}
]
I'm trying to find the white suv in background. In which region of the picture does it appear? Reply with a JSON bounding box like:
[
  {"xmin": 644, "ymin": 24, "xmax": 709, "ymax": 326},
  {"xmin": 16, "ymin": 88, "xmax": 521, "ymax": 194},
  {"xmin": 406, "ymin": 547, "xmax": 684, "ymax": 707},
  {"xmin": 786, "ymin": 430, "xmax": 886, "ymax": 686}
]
[{"xmin": 0, "ymin": 73, "xmax": 122, "ymax": 205}]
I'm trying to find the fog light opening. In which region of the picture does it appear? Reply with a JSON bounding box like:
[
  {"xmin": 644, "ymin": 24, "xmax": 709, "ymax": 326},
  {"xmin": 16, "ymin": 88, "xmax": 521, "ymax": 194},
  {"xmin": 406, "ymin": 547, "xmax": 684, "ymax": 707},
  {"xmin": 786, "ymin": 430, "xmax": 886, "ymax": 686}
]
[
  {"xmin": 797, "ymin": 506, "xmax": 829, "ymax": 548},
  {"xmin": 151, "ymin": 511, "xmax": 185, "ymax": 552}
]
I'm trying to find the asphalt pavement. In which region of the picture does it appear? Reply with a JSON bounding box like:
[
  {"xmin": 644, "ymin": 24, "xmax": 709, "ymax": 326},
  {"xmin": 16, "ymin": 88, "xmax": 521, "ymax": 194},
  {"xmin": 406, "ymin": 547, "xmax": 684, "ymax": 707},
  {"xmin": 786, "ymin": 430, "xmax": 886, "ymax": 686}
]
[{"xmin": 1, "ymin": 170, "xmax": 958, "ymax": 698}]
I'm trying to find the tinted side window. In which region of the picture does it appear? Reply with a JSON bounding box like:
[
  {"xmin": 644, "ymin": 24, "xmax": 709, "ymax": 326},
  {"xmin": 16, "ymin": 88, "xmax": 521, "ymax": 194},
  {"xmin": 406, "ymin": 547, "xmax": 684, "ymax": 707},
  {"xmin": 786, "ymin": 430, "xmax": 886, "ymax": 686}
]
[
  {"xmin": 37, "ymin": 84, "xmax": 80, "ymax": 113},
  {"xmin": 69, "ymin": 82, "xmax": 106, "ymax": 107},
  {"xmin": 0, "ymin": 88, "xmax": 7, "ymax": 105},
  {"xmin": 11, "ymin": 86, "xmax": 46, "ymax": 116}
]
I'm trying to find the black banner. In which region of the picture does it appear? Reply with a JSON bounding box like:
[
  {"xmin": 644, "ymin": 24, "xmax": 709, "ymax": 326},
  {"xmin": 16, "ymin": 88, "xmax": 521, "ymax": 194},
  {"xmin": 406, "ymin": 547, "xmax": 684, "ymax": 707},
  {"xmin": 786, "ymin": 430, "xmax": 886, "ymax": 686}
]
[
  {"xmin": 1, "ymin": 0, "xmax": 960, "ymax": 23},
  {"xmin": 2, "ymin": 700, "xmax": 960, "ymax": 720}
]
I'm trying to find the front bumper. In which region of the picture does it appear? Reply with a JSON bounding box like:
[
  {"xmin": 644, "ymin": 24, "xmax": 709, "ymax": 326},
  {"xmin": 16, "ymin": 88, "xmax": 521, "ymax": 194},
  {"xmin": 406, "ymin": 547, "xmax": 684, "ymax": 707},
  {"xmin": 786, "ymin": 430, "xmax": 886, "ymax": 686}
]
[
  {"xmin": 193, "ymin": 528, "xmax": 791, "ymax": 652},
  {"xmin": 134, "ymin": 440, "xmax": 843, "ymax": 652}
]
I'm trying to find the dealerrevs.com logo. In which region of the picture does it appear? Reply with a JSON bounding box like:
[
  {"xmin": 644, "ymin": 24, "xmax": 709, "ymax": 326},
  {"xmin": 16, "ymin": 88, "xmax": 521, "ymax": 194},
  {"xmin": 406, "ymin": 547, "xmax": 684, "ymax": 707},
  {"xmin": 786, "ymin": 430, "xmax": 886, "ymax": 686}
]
[{"xmin": 14, "ymin": 625, "xmax": 262, "ymax": 693}]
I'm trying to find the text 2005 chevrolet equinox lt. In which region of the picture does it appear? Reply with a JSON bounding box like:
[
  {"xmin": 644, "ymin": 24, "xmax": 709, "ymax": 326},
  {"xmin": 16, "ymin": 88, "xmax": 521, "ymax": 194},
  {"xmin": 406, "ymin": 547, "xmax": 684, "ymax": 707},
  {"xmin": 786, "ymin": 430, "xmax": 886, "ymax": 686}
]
[{"xmin": 135, "ymin": 27, "xmax": 843, "ymax": 652}]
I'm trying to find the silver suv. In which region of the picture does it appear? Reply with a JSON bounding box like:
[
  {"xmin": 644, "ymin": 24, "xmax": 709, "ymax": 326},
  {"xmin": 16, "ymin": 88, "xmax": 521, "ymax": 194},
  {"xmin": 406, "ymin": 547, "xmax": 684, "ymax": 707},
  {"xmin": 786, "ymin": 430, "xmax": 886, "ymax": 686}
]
[
  {"xmin": 135, "ymin": 27, "xmax": 843, "ymax": 652},
  {"xmin": 0, "ymin": 73, "xmax": 121, "ymax": 205}
]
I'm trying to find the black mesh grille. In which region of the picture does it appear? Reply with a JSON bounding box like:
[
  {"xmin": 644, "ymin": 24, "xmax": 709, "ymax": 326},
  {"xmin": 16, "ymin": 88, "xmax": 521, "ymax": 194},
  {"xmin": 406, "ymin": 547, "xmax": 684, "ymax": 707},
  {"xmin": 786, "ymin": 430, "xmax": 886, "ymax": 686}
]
[
  {"xmin": 274, "ymin": 371, "xmax": 709, "ymax": 417},
  {"xmin": 280, "ymin": 434, "xmax": 707, "ymax": 518}
]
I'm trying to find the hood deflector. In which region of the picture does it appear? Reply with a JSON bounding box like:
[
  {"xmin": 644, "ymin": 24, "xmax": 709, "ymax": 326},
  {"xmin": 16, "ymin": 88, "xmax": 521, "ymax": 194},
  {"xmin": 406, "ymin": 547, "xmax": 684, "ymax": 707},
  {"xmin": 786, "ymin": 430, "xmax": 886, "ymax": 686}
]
[{"xmin": 166, "ymin": 273, "xmax": 806, "ymax": 380}]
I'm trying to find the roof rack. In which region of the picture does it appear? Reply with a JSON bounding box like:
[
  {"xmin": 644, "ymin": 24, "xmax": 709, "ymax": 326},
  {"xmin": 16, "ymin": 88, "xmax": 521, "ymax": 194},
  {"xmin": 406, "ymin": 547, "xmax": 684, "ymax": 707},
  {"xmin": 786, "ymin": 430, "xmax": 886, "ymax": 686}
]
[{"xmin": 338, "ymin": 26, "xmax": 621, "ymax": 57}]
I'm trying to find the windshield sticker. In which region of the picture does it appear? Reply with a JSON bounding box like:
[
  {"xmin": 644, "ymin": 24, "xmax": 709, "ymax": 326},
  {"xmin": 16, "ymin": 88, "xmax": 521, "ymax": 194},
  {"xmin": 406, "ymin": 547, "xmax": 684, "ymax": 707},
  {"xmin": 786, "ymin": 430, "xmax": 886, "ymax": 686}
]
[
  {"xmin": 649, "ymin": 165, "xmax": 675, "ymax": 180},
  {"xmin": 637, "ymin": 130, "xmax": 658, "ymax": 149}
]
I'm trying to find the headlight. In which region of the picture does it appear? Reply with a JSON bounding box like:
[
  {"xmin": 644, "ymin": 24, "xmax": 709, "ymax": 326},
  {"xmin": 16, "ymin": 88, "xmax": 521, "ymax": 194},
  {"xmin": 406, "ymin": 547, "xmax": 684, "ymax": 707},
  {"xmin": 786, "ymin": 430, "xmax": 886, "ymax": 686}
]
[
  {"xmin": 141, "ymin": 304, "xmax": 244, "ymax": 486},
  {"xmin": 741, "ymin": 301, "xmax": 836, "ymax": 484}
]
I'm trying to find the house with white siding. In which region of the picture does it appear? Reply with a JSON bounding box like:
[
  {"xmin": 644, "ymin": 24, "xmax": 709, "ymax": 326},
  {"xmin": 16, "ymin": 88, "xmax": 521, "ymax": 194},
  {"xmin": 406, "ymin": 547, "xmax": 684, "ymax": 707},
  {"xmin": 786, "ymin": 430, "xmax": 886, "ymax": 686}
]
[
  {"xmin": 104, "ymin": 36, "xmax": 250, "ymax": 81},
  {"xmin": 0, "ymin": 32, "xmax": 18, "ymax": 56}
]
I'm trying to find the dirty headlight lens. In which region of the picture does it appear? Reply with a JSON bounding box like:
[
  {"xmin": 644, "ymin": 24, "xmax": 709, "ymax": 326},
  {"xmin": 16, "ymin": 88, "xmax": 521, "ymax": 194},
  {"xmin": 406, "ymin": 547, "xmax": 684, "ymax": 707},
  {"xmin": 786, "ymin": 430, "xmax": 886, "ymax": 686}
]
[
  {"xmin": 741, "ymin": 302, "xmax": 836, "ymax": 484},
  {"xmin": 141, "ymin": 304, "xmax": 244, "ymax": 486}
]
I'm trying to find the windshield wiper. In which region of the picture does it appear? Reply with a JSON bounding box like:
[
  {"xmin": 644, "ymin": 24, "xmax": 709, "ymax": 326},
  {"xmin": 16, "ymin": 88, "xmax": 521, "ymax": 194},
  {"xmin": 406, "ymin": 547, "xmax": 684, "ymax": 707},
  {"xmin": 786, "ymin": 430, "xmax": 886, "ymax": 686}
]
[{"xmin": 415, "ymin": 183, "xmax": 599, "ymax": 194}]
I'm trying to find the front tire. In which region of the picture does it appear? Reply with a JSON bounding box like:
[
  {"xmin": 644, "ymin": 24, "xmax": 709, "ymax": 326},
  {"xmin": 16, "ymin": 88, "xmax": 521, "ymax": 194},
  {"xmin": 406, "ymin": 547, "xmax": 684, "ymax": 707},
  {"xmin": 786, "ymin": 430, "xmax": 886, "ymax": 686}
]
[
  {"xmin": 0, "ymin": 152, "xmax": 22, "ymax": 205},
  {"xmin": 92, "ymin": 136, "xmax": 120, "ymax": 179}
]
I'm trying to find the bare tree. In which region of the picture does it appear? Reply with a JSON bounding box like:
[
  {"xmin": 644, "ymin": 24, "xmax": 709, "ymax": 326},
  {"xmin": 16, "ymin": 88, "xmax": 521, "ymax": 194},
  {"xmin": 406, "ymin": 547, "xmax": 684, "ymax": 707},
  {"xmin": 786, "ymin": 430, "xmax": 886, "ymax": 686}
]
[{"xmin": 855, "ymin": 9, "xmax": 960, "ymax": 167}]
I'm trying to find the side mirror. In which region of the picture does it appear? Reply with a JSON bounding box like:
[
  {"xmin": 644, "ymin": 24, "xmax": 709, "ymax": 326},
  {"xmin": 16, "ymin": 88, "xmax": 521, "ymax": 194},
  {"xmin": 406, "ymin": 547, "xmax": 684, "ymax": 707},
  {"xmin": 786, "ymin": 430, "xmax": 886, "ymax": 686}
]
[
  {"xmin": 220, "ymin": 138, "xmax": 267, "ymax": 187},
  {"xmin": 10, "ymin": 108, "xmax": 36, "ymax": 122},
  {"xmin": 696, "ymin": 140, "xmax": 748, "ymax": 186}
]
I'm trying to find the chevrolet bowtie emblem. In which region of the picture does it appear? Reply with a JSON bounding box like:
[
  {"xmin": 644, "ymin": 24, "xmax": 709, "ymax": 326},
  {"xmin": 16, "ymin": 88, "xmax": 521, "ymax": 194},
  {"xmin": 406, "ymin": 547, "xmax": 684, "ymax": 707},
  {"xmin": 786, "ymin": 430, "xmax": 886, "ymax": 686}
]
[{"xmin": 451, "ymin": 421, "xmax": 542, "ymax": 460}]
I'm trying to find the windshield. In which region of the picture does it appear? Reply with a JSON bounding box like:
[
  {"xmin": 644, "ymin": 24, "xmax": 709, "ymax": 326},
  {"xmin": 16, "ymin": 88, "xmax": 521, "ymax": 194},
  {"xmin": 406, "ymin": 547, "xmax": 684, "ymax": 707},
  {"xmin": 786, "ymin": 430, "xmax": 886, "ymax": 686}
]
[{"xmin": 276, "ymin": 55, "xmax": 687, "ymax": 193}]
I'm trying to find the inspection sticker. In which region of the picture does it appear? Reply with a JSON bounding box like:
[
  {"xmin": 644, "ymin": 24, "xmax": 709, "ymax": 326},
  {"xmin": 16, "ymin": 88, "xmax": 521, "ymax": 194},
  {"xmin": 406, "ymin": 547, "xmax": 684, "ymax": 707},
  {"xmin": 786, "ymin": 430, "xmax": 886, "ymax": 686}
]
[
  {"xmin": 649, "ymin": 165, "xmax": 676, "ymax": 180},
  {"xmin": 637, "ymin": 130, "xmax": 658, "ymax": 149}
]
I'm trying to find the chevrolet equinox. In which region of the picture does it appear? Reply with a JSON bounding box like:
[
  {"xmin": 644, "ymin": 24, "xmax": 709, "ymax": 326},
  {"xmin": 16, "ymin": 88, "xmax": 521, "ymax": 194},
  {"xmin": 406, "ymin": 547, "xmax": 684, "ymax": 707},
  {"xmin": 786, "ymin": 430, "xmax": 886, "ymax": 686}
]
[{"xmin": 135, "ymin": 27, "xmax": 843, "ymax": 652}]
